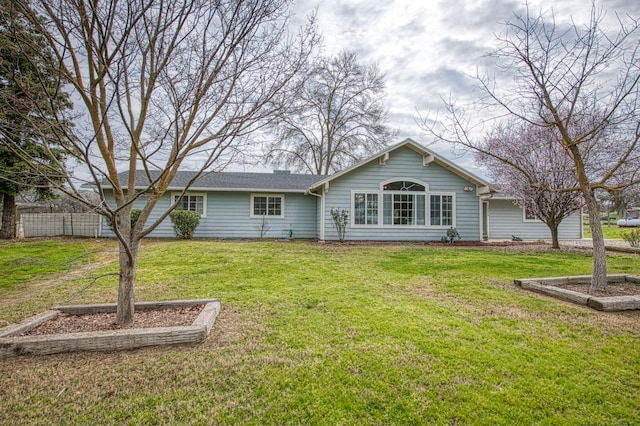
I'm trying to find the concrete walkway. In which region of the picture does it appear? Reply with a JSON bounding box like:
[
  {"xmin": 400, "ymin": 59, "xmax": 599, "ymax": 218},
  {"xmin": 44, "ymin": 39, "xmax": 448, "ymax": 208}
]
[{"xmin": 560, "ymin": 239, "xmax": 631, "ymax": 249}]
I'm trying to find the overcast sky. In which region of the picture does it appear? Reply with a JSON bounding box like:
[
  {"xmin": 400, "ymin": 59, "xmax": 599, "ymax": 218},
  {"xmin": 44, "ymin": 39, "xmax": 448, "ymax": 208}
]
[{"xmin": 274, "ymin": 0, "xmax": 640, "ymax": 175}]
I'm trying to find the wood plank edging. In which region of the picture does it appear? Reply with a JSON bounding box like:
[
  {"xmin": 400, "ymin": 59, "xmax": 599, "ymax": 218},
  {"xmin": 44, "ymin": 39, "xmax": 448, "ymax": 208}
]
[
  {"xmin": 515, "ymin": 275, "xmax": 640, "ymax": 311},
  {"xmin": 0, "ymin": 299, "xmax": 222, "ymax": 357},
  {"xmin": 0, "ymin": 310, "xmax": 60, "ymax": 338}
]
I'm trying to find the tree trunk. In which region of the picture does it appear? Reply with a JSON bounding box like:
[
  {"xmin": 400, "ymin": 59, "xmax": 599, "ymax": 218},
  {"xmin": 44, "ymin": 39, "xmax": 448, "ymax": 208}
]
[
  {"xmin": 585, "ymin": 192, "xmax": 607, "ymax": 291},
  {"xmin": 116, "ymin": 239, "xmax": 140, "ymax": 326},
  {"xmin": 549, "ymin": 223, "xmax": 560, "ymax": 249},
  {"xmin": 0, "ymin": 193, "xmax": 17, "ymax": 239}
]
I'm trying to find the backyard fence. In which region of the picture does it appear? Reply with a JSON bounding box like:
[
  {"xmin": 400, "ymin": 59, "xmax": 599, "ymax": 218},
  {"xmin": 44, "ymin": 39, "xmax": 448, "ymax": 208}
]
[{"xmin": 20, "ymin": 213, "xmax": 102, "ymax": 238}]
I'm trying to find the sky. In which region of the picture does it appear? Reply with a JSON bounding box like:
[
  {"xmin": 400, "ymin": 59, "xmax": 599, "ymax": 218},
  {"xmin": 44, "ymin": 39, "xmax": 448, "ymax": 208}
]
[{"xmin": 275, "ymin": 0, "xmax": 640, "ymax": 175}]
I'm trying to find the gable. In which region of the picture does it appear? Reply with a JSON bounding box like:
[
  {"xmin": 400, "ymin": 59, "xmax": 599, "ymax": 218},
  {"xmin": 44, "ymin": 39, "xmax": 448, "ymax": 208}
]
[
  {"xmin": 326, "ymin": 146, "xmax": 473, "ymax": 192},
  {"xmin": 309, "ymin": 138, "xmax": 494, "ymax": 194}
]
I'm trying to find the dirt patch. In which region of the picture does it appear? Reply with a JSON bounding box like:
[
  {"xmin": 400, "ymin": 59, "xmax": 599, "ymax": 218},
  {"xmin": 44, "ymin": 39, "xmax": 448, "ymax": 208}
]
[
  {"xmin": 22, "ymin": 305, "xmax": 204, "ymax": 336},
  {"xmin": 556, "ymin": 282, "xmax": 640, "ymax": 297},
  {"xmin": 317, "ymin": 240, "xmax": 600, "ymax": 254}
]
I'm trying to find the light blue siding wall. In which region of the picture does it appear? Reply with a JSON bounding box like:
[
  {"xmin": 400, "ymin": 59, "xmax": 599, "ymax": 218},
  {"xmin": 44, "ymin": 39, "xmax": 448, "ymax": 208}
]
[
  {"xmin": 322, "ymin": 146, "xmax": 483, "ymax": 241},
  {"xmin": 487, "ymin": 199, "xmax": 582, "ymax": 240},
  {"xmin": 101, "ymin": 191, "xmax": 318, "ymax": 239}
]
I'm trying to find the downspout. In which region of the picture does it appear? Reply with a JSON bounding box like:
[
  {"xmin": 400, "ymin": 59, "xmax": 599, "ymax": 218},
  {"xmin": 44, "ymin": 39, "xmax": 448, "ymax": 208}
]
[{"xmin": 305, "ymin": 187, "xmax": 324, "ymax": 241}]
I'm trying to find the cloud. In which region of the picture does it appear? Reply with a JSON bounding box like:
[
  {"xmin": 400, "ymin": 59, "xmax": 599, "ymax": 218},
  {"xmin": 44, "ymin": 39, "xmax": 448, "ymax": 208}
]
[{"xmin": 286, "ymin": 0, "xmax": 640, "ymax": 161}]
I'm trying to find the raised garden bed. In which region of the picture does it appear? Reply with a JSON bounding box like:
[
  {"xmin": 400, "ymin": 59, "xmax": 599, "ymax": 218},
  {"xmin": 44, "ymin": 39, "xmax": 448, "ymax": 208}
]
[
  {"xmin": 515, "ymin": 275, "xmax": 640, "ymax": 311},
  {"xmin": 0, "ymin": 299, "xmax": 220, "ymax": 357}
]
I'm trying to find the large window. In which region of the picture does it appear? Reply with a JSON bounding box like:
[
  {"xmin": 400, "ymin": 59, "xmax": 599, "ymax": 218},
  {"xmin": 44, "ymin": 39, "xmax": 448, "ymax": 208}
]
[
  {"xmin": 354, "ymin": 193, "xmax": 378, "ymax": 225},
  {"xmin": 382, "ymin": 180, "xmax": 426, "ymax": 226},
  {"xmin": 172, "ymin": 193, "xmax": 206, "ymax": 217},
  {"xmin": 351, "ymin": 179, "xmax": 455, "ymax": 228},
  {"xmin": 251, "ymin": 194, "xmax": 284, "ymax": 218},
  {"xmin": 382, "ymin": 193, "xmax": 426, "ymax": 225}
]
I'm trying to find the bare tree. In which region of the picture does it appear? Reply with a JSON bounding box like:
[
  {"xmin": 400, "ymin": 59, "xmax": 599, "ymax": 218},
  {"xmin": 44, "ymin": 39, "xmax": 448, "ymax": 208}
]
[
  {"xmin": 476, "ymin": 121, "xmax": 584, "ymax": 249},
  {"xmin": 420, "ymin": 5, "xmax": 640, "ymax": 291},
  {"xmin": 8, "ymin": 0, "xmax": 317, "ymax": 325},
  {"xmin": 265, "ymin": 49, "xmax": 394, "ymax": 174}
]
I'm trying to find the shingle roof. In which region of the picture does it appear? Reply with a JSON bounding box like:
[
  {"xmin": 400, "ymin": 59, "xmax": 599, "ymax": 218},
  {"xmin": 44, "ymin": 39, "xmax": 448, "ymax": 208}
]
[{"xmin": 109, "ymin": 170, "xmax": 327, "ymax": 192}]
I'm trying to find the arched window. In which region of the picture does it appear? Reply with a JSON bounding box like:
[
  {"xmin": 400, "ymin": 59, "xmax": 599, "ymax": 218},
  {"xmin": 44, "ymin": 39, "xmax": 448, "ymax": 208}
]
[{"xmin": 382, "ymin": 180, "xmax": 425, "ymax": 192}]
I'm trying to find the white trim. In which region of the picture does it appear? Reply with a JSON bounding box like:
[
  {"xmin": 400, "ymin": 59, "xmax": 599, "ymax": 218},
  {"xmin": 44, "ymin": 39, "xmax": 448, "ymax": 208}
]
[
  {"xmin": 379, "ymin": 177, "xmax": 429, "ymax": 192},
  {"xmin": 351, "ymin": 190, "xmax": 380, "ymax": 227},
  {"xmin": 250, "ymin": 193, "xmax": 285, "ymax": 219},
  {"xmin": 379, "ymin": 152, "xmax": 389, "ymax": 165},
  {"xmin": 348, "ymin": 187, "xmax": 456, "ymax": 229},
  {"xmin": 423, "ymin": 153, "xmax": 435, "ymax": 166},
  {"xmin": 428, "ymin": 192, "xmax": 457, "ymax": 228},
  {"xmin": 320, "ymin": 185, "xmax": 327, "ymax": 241},
  {"xmin": 171, "ymin": 192, "xmax": 207, "ymax": 218},
  {"xmin": 482, "ymin": 200, "xmax": 489, "ymax": 240}
]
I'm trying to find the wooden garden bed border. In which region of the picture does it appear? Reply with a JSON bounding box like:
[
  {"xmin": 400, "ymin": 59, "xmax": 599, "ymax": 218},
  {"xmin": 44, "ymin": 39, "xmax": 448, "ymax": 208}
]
[
  {"xmin": 0, "ymin": 299, "xmax": 220, "ymax": 357},
  {"xmin": 515, "ymin": 275, "xmax": 640, "ymax": 311}
]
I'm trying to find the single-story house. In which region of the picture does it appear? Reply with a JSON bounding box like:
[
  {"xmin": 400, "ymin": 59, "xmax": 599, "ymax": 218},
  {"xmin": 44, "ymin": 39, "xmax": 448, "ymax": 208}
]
[{"xmin": 102, "ymin": 138, "xmax": 583, "ymax": 241}]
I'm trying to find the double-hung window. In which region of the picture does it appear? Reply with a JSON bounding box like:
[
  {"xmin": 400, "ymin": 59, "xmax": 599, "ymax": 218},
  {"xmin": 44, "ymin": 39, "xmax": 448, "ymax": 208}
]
[
  {"xmin": 429, "ymin": 194, "xmax": 453, "ymax": 226},
  {"xmin": 251, "ymin": 194, "xmax": 284, "ymax": 218},
  {"xmin": 354, "ymin": 193, "xmax": 378, "ymax": 225},
  {"xmin": 172, "ymin": 193, "xmax": 206, "ymax": 217}
]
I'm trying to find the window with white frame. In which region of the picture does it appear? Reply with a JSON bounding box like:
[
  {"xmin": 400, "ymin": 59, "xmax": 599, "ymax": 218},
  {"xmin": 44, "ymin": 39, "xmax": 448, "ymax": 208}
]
[
  {"xmin": 382, "ymin": 180, "xmax": 426, "ymax": 226},
  {"xmin": 351, "ymin": 179, "xmax": 455, "ymax": 228},
  {"xmin": 354, "ymin": 193, "xmax": 378, "ymax": 225},
  {"xmin": 251, "ymin": 194, "xmax": 284, "ymax": 218},
  {"xmin": 430, "ymin": 194, "xmax": 453, "ymax": 226},
  {"xmin": 172, "ymin": 193, "xmax": 206, "ymax": 217}
]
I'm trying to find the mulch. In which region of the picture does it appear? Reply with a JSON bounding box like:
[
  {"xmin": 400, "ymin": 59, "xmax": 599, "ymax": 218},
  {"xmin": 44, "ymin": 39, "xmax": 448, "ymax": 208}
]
[
  {"xmin": 556, "ymin": 282, "xmax": 640, "ymax": 298},
  {"xmin": 23, "ymin": 305, "xmax": 204, "ymax": 336}
]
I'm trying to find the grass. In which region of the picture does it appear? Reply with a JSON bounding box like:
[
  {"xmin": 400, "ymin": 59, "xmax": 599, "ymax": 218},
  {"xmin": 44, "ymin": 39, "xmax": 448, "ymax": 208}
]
[
  {"xmin": 1, "ymin": 239, "xmax": 639, "ymax": 425},
  {"xmin": 0, "ymin": 239, "xmax": 99, "ymax": 290},
  {"xmin": 584, "ymin": 222, "xmax": 632, "ymax": 240}
]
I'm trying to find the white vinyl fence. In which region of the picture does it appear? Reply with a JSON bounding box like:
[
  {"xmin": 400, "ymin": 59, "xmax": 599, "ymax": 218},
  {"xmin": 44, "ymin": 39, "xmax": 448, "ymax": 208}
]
[{"xmin": 21, "ymin": 213, "xmax": 102, "ymax": 238}]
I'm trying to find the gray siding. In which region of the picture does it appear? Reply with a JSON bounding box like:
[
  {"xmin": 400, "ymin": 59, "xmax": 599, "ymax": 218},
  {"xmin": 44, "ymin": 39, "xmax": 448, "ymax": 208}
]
[
  {"xmin": 487, "ymin": 199, "xmax": 582, "ymax": 240},
  {"xmin": 102, "ymin": 191, "xmax": 317, "ymax": 239},
  {"xmin": 322, "ymin": 146, "xmax": 483, "ymax": 241}
]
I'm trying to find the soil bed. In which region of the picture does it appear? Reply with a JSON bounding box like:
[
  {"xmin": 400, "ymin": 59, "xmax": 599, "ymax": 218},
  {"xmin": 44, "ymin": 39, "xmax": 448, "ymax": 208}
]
[
  {"xmin": 557, "ymin": 282, "xmax": 640, "ymax": 297},
  {"xmin": 515, "ymin": 275, "xmax": 640, "ymax": 311},
  {"xmin": 23, "ymin": 305, "xmax": 204, "ymax": 336},
  {"xmin": 0, "ymin": 300, "xmax": 220, "ymax": 357}
]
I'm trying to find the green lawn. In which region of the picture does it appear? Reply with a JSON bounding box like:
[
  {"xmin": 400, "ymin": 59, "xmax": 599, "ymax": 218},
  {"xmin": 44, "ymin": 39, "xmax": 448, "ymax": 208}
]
[
  {"xmin": 0, "ymin": 239, "xmax": 97, "ymax": 290},
  {"xmin": 584, "ymin": 222, "xmax": 633, "ymax": 240},
  {"xmin": 1, "ymin": 240, "xmax": 639, "ymax": 425}
]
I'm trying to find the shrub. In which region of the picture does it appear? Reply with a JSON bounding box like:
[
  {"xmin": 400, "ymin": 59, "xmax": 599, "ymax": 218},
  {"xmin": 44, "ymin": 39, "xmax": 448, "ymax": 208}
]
[
  {"xmin": 622, "ymin": 228, "xmax": 640, "ymax": 248},
  {"xmin": 445, "ymin": 227, "xmax": 461, "ymax": 243},
  {"xmin": 330, "ymin": 208, "xmax": 348, "ymax": 242},
  {"xmin": 169, "ymin": 210, "xmax": 201, "ymax": 239},
  {"xmin": 255, "ymin": 215, "xmax": 270, "ymax": 240}
]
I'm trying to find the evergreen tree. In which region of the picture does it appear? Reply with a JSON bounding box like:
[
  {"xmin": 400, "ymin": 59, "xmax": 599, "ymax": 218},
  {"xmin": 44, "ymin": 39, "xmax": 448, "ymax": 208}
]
[{"xmin": 0, "ymin": 1, "xmax": 71, "ymax": 238}]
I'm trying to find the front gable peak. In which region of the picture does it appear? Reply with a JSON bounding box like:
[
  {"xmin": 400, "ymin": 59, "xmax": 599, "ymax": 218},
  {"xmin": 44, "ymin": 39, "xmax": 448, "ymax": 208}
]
[{"xmin": 308, "ymin": 138, "xmax": 494, "ymax": 192}]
